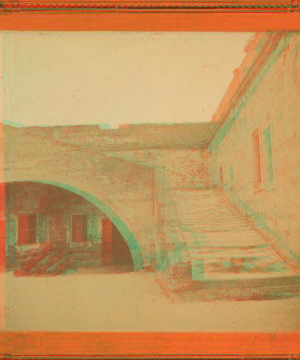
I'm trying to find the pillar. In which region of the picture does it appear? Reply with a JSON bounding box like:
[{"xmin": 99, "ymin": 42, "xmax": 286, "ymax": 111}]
[
  {"xmin": 87, "ymin": 213, "xmax": 98, "ymax": 243},
  {"xmin": 36, "ymin": 213, "xmax": 47, "ymax": 244},
  {"xmin": 5, "ymin": 215, "xmax": 17, "ymax": 265},
  {"xmin": 0, "ymin": 183, "xmax": 6, "ymax": 273},
  {"xmin": 97, "ymin": 214, "xmax": 103, "ymax": 244}
]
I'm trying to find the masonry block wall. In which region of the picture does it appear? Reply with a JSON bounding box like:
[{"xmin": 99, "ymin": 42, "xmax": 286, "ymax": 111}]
[
  {"xmin": 3, "ymin": 126, "xmax": 158, "ymax": 269},
  {"xmin": 209, "ymin": 33, "xmax": 300, "ymax": 261},
  {"xmin": 111, "ymin": 149, "xmax": 210, "ymax": 189},
  {"xmin": 32, "ymin": 122, "xmax": 216, "ymax": 150},
  {"xmin": 29, "ymin": 122, "xmax": 216, "ymax": 190}
]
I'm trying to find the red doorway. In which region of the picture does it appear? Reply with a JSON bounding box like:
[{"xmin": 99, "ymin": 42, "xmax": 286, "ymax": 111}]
[
  {"xmin": 72, "ymin": 214, "xmax": 87, "ymax": 243},
  {"xmin": 18, "ymin": 214, "xmax": 37, "ymax": 245}
]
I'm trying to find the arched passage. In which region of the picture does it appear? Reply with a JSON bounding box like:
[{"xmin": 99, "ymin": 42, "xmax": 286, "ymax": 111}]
[{"xmin": 3, "ymin": 180, "xmax": 144, "ymax": 272}]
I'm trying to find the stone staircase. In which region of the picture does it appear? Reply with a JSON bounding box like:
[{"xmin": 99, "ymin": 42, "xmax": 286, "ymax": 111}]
[
  {"xmin": 6, "ymin": 249, "xmax": 37, "ymax": 272},
  {"xmin": 14, "ymin": 243, "xmax": 103, "ymax": 276},
  {"xmin": 13, "ymin": 244, "xmax": 55, "ymax": 276},
  {"xmin": 167, "ymin": 188, "xmax": 300, "ymax": 299}
]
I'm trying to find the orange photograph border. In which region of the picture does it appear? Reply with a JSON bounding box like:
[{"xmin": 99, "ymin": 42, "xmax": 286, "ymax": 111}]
[{"xmin": 1, "ymin": 4, "xmax": 300, "ymax": 358}]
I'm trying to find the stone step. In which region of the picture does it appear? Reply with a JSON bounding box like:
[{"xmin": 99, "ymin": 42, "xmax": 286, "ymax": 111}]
[
  {"xmin": 183, "ymin": 230, "xmax": 266, "ymax": 245},
  {"xmin": 180, "ymin": 225, "xmax": 253, "ymax": 232},
  {"xmin": 70, "ymin": 259, "xmax": 102, "ymax": 268},
  {"xmin": 31, "ymin": 251, "xmax": 62, "ymax": 273},
  {"xmin": 189, "ymin": 244, "xmax": 273, "ymax": 257},
  {"xmin": 180, "ymin": 213, "xmax": 250, "ymax": 221},
  {"xmin": 45, "ymin": 257, "xmax": 71, "ymax": 275},
  {"xmin": 180, "ymin": 222, "xmax": 252, "ymax": 229}
]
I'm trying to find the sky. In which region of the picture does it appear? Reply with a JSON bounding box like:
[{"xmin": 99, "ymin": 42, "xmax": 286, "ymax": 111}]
[{"xmin": 1, "ymin": 31, "xmax": 253, "ymax": 128}]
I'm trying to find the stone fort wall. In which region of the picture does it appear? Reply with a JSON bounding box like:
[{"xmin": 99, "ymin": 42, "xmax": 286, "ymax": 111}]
[{"xmin": 210, "ymin": 33, "xmax": 300, "ymax": 261}]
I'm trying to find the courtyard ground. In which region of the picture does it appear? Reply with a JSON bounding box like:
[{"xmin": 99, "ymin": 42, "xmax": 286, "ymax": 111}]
[{"xmin": 1, "ymin": 270, "xmax": 300, "ymax": 332}]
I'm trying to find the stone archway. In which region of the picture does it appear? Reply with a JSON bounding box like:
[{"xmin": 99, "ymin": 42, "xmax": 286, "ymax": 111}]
[{"xmin": 3, "ymin": 180, "xmax": 144, "ymax": 272}]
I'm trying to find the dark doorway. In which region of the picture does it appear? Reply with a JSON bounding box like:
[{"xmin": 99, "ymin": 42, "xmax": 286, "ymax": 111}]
[
  {"xmin": 112, "ymin": 225, "xmax": 134, "ymax": 268},
  {"xmin": 72, "ymin": 214, "xmax": 88, "ymax": 243},
  {"xmin": 102, "ymin": 218, "xmax": 133, "ymax": 270}
]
